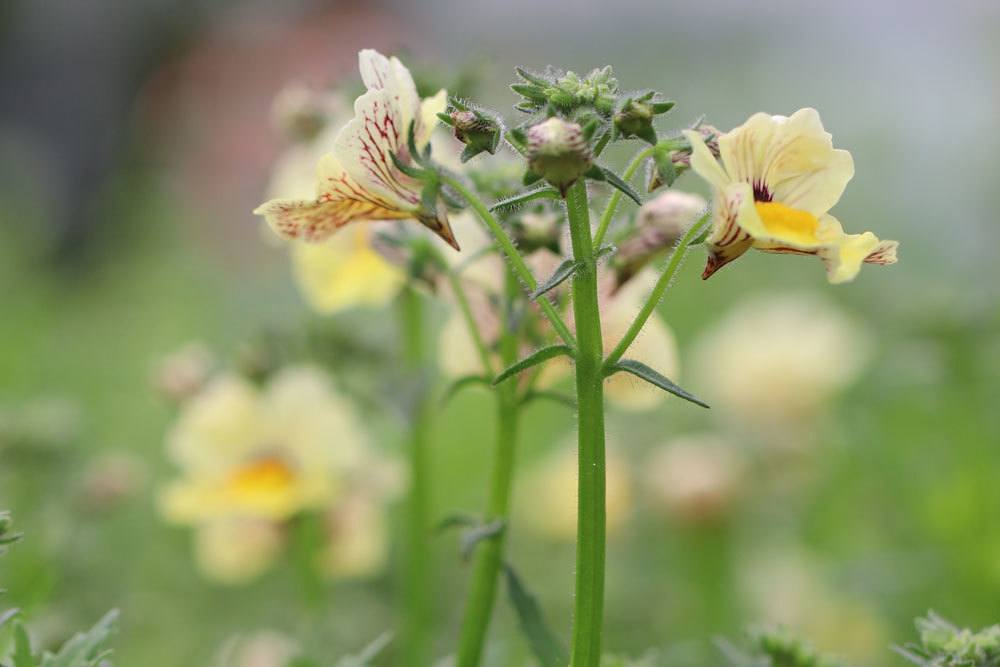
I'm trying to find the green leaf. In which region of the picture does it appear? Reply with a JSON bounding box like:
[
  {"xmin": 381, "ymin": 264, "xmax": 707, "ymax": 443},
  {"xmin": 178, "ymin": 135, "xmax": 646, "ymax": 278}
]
[
  {"xmin": 520, "ymin": 390, "xmax": 576, "ymax": 410},
  {"xmin": 436, "ymin": 513, "xmax": 479, "ymax": 533},
  {"xmin": 595, "ymin": 166, "xmax": 642, "ymax": 205},
  {"xmin": 42, "ymin": 609, "xmax": 118, "ymax": 667},
  {"xmin": 604, "ymin": 359, "xmax": 709, "ymax": 408},
  {"xmin": 389, "ymin": 151, "xmax": 426, "ymax": 180},
  {"xmin": 510, "ymin": 83, "xmax": 548, "ymax": 102},
  {"xmin": 651, "ymin": 100, "xmax": 675, "ymax": 114},
  {"xmin": 595, "ymin": 244, "xmax": 616, "ymax": 261},
  {"xmin": 493, "ymin": 345, "xmax": 574, "ymax": 385},
  {"xmin": 530, "ymin": 258, "xmax": 578, "ymax": 300},
  {"xmin": 435, "ymin": 111, "xmax": 454, "ymax": 126},
  {"xmin": 488, "ymin": 185, "xmax": 560, "ymax": 213},
  {"xmin": 503, "ymin": 564, "xmax": 568, "ymax": 667},
  {"xmin": 13, "ymin": 622, "xmax": 33, "ymax": 667},
  {"xmin": 406, "ymin": 120, "xmax": 423, "ymax": 167},
  {"xmin": 440, "ymin": 375, "xmax": 492, "ymax": 406},
  {"xmin": 515, "ymin": 67, "xmax": 551, "ymax": 87},
  {"xmin": 522, "ymin": 170, "xmax": 543, "ymax": 186}
]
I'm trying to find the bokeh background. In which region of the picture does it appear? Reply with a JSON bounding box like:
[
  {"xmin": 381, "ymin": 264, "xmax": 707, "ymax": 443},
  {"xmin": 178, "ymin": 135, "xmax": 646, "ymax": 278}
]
[{"xmin": 2, "ymin": 1, "xmax": 999, "ymax": 665}]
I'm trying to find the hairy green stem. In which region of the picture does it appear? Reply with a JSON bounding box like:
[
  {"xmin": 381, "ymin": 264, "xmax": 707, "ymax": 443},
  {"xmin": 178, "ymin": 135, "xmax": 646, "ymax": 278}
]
[
  {"xmin": 440, "ymin": 174, "xmax": 577, "ymax": 351},
  {"xmin": 592, "ymin": 145, "xmax": 655, "ymax": 247},
  {"xmin": 399, "ymin": 286, "xmax": 432, "ymax": 667},
  {"xmin": 455, "ymin": 267, "xmax": 522, "ymax": 667},
  {"xmin": 603, "ymin": 213, "xmax": 709, "ymax": 368},
  {"xmin": 565, "ymin": 180, "xmax": 607, "ymax": 667}
]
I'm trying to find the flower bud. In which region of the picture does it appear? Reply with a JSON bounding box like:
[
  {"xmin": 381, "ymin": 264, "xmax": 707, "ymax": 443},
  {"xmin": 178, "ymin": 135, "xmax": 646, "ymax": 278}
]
[
  {"xmin": 614, "ymin": 100, "xmax": 656, "ymax": 144},
  {"xmin": 647, "ymin": 124, "xmax": 721, "ymax": 191},
  {"xmin": 527, "ymin": 117, "xmax": 593, "ymax": 195},
  {"xmin": 613, "ymin": 190, "xmax": 706, "ymax": 288},
  {"xmin": 450, "ymin": 109, "xmax": 501, "ymax": 161}
]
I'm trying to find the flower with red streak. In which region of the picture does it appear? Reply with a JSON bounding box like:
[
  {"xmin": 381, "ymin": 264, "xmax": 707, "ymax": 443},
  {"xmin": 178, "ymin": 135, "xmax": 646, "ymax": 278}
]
[{"xmin": 254, "ymin": 50, "xmax": 457, "ymax": 250}]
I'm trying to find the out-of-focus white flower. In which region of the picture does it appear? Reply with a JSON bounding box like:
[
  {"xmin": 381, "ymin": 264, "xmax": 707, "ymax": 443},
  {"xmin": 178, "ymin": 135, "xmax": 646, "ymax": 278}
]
[
  {"xmin": 693, "ymin": 292, "xmax": 872, "ymax": 443},
  {"xmin": 216, "ymin": 629, "xmax": 300, "ymax": 667},
  {"xmin": 518, "ymin": 439, "xmax": 633, "ymax": 541},
  {"xmin": 643, "ymin": 434, "xmax": 744, "ymax": 525},
  {"xmin": 614, "ymin": 191, "xmax": 707, "ymax": 287},
  {"xmin": 152, "ymin": 342, "xmax": 215, "ymax": 403}
]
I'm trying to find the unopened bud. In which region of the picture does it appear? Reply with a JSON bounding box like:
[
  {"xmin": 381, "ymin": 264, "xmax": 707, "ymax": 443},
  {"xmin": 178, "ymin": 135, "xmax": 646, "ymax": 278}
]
[
  {"xmin": 615, "ymin": 100, "xmax": 656, "ymax": 144},
  {"xmin": 527, "ymin": 117, "xmax": 592, "ymax": 195},
  {"xmin": 450, "ymin": 109, "xmax": 501, "ymax": 161},
  {"xmin": 614, "ymin": 190, "xmax": 706, "ymax": 288},
  {"xmin": 152, "ymin": 342, "xmax": 215, "ymax": 403},
  {"xmin": 647, "ymin": 124, "xmax": 721, "ymax": 191}
]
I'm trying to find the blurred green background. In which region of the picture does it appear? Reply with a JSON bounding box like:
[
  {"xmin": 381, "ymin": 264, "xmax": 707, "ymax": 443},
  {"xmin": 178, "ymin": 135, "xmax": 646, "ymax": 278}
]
[{"xmin": 1, "ymin": 1, "xmax": 998, "ymax": 666}]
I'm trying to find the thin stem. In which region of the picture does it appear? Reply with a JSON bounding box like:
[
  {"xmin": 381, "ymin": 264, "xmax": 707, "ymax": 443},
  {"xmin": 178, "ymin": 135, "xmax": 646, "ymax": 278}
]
[
  {"xmin": 603, "ymin": 213, "xmax": 709, "ymax": 369},
  {"xmin": 592, "ymin": 145, "xmax": 655, "ymax": 247},
  {"xmin": 440, "ymin": 173, "xmax": 577, "ymax": 351},
  {"xmin": 447, "ymin": 269, "xmax": 495, "ymax": 376},
  {"xmin": 565, "ymin": 180, "xmax": 607, "ymax": 667},
  {"xmin": 398, "ymin": 286, "xmax": 432, "ymax": 667},
  {"xmin": 455, "ymin": 267, "xmax": 522, "ymax": 667}
]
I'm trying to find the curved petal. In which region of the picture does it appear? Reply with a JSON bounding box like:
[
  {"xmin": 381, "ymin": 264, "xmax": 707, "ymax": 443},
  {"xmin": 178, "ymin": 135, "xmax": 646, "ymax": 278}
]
[
  {"xmin": 416, "ymin": 89, "xmax": 448, "ymax": 147},
  {"xmin": 819, "ymin": 228, "xmax": 882, "ymax": 284},
  {"xmin": 334, "ymin": 88, "xmax": 423, "ymax": 207},
  {"xmin": 358, "ymin": 49, "xmax": 420, "ymax": 134},
  {"xmin": 771, "ymin": 148, "xmax": 853, "ymax": 216},
  {"xmin": 718, "ymin": 112, "xmax": 779, "ymax": 186},
  {"xmin": 683, "ymin": 129, "xmax": 730, "ymax": 190},
  {"xmin": 702, "ymin": 182, "xmax": 757, "ymax": 279}
]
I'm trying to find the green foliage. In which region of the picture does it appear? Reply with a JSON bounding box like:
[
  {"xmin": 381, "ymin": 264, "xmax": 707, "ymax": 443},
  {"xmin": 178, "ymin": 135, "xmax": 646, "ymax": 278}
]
[
  {"xmin": 603, "ymin": 359, "xmax": 710, "ymax": 408},
  {"xmin": 895, "ymin": 612, "xmax": 1000, "ymax": 667},
  {"xmin": 492, "ymin": 344, "xmax": 575, "ymax": 385},
  {"xmin": 503, "ymin": 564, "xmax": 568, "ymax": 667}
]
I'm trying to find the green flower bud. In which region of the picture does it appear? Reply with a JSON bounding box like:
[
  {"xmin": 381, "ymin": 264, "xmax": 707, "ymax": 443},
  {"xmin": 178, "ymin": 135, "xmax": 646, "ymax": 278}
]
[
  {"xmin": 647, "ymin": 124, "xmax": 721, "ymax": 191},
  {"xmin": 527, "ymin": 117, "xmax": 593, "ymax": 195},
  {"xmin": 450, "ymin": 109, "xmax": 502, "ymax": 162},
  {"xmin": 614, "ymin": 100, "xmax": 657, "ymax": 144}
]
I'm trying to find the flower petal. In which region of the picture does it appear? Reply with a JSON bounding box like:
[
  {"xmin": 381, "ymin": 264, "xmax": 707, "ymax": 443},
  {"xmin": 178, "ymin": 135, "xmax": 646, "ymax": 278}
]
[
  {"xmin": 683, "ymin": 129, "xmax": 730, "ymax": 190},
  {"xmin": 718, "ymin": 112, "xmax": 779, "ymax": 186},
  {"xmin": 358, "ymin": 49, "xmax": 420, "ymax": 136},
  {"xmin": 702, "ymin": 182, "xmax": 756, "ymax": 279},
  {"xmin": 417, "ymin": 88, "xmax": 448, "ymax": 147}
]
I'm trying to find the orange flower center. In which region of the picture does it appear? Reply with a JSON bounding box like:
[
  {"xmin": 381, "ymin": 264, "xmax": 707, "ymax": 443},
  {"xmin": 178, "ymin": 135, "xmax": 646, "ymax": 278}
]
[
  {"xmin": 227, "ymin": 457, "xmax": 296, "ymax": 496},
  {"xmin": 754, "ymin": 201, "xmax": 821, "ymax": 245}
]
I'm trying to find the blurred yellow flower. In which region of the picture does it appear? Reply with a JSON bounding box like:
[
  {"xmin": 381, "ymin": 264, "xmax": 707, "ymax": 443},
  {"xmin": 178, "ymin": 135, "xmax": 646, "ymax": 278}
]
[
  {"xmin": 160, "ymin": 367, "xmax": 365, "ymax": 524},
  {"xmin": 195, "ymin": 517, "xmax": 285, "ymax": 586},
  {"xmin": 518, "ymin": 440, "xmax": 633, "ymax": 541},
  {"xmin": 693, "ymin": 292, "xmax": 871, "ymax": 444},
  {"xmin": 683, "ymin": 108, "xmax": 897, "ymax": 283},
  {"xmin": 254, "ymin": 49, "xmax": 457, "ymax": 250}
]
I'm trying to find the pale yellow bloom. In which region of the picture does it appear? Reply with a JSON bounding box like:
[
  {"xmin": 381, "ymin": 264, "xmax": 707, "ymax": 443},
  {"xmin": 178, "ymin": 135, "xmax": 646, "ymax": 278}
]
[
  {"xmin": 643, "ymin": 434, "xmax": 744, "ymax": 525},
  {"xmin": 693, "ymin": 292, "xmax": 871, "ymax": 443},
  {"xmin": 518, "ymin": 440, "xmax": 632, "ymax": 541},
  {"xmin": 318, "ymin": 491, "xmax": 390, "ymax": 580},
  {"xmin": 254, "ymin": 50, "xmax": 457, "ymax": 250},
  {"xmin": 683, "ymin": 108, "xmax": 897, "ymax": 283},
  {"xmin": 159, "ymin": 366, "xmax": 367, "ymax": 524}
]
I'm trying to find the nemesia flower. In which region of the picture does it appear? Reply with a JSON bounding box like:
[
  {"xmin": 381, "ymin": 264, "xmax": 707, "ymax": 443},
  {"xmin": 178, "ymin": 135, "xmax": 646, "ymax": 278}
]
[
  {"xmin": 683, "ymin": 108, "xmax": 898, "ymax": 283},
  {"xmin": 195, "ymin": 517, "xmax": 286, "ymax": 585},
  {"xmin": 254, "ymin": 50, "xmax": 457, "ymax": 250},
  {"xmin": 693, "ymin": 292, "xmax": 872, "ymax": 444},
  {"xmin": 517, "ymin": 440, "xmax": 632, "ymax": 541}
]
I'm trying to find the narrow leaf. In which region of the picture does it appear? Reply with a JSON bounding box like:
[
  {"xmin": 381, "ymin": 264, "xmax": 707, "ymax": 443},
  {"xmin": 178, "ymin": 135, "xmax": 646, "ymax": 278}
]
[
  {"xmin": 435, "ymin": 112, "xmax": 455, "ymax": 126},
  {"xmin": 605, "ymin": 359, "xmax": 710, "ymax": 408},
  {"xmin": 595, "ymin": 244, "xmax": 616, "ymax": 261},
  {"xmin": 597, "ymin": 166, "xmax": 643, "ymax": 205},
  {"xmin": 13, "ymin": 623, "xmax": 33, "ymax": 667},
  {"xmin": 515, "ymin": 67, "xmax": 551, "ymax": 87},
  {"xmin": 389, "ymin": 151, "xmax": 425, "ymax": 180},
  {"xmin": 530, "ymin": 259, "xmax": 577, "ymax": 300},
  {"xmin": 504, "ymin": 564, "xmax": 569, "ymax": 667},
  {"xmin": 493, "ymin": 345, "xmax": 574, "ymax": 385},
  {"xmin": 0, "ymin": 607, "xmax": 19, "ymax": 629},
  {"xmin": 488, "ymin": 185, "xmax": 560, "ymax": 213},
  {"xmin": 440, "ymin": 375, "xmax": 492, "ymax": 406},
  {"xmin": 436, "ymin": 513, "xmax": 479, "ymax": 533}
]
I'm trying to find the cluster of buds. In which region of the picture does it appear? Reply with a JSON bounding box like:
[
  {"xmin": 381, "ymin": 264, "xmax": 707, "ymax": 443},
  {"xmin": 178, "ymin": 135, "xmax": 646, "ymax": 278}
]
[
  {"xmin": 511, "ymin": 66, "xmax": 618, "ymax": 117},
  {"xmin": 613, "ymin": 92, "xmax": 675, "ymax": 144},
  {"xmin": 647, "ymin": 124, "xmax": 720, "ymax": 191},
  {"xmin": 437, "ymin": 98, "xmax": 502, "ymax": 162}
]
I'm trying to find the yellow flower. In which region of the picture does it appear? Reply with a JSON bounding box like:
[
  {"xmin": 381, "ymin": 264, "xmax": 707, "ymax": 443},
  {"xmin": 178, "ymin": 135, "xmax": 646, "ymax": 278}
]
[
  {"xmin": 683, "ymin": 108, "xmax": 897, "ymax": 283},
  {"xmin": 254, "ymin": 49, "xmax": 457, "ymax": 250},
  {"xmin": 643, "ymin": 434, "xmax": 744, "ymax": 525},
  {"xmin": 159, "ymin": 366, "xmax": 367, "ymax": 525},
  {"xmin": 194, "ymin": 517, "xmax": 285, "ymax": 585}
]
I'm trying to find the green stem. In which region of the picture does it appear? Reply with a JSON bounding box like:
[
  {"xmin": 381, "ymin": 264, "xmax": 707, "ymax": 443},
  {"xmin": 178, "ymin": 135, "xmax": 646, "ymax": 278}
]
[
  {"xmin": 440, "ymin": 173, "xmax": 577, "ymax": 351},
  {"xmin": 565, "ymin": 180, "xmax": 607, "ymax": 667},
  {"xmin": 455, "ymin": 267, "xmax": 522, "ymax": 667},
  {"xmin": 592, "ymin": 145, "xmax": 655, "ymax": 247},
  {"xmin": 603, "ymin": 213, "xmax": 709, "ymax": 369},
  {"xmin": 399, "ymin": 286, "xmax": 432, "ymax": 667}
]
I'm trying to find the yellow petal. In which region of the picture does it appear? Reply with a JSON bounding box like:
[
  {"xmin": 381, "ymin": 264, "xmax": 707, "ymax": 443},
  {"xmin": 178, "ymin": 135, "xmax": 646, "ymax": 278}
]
[
  {"xmin": 290, "ymin": 227, "xmax": 405, "ymax": 314},
  {"xmin": 819, "ymin": 226, "xmax": 883, "ymax": 284},
  {"xmin": 417, "ymin": 89, "xmax": 448, "ymax": 147},
  {"xmin": 682, "ymin": 129, "xmax": 729, "ymax": 190},
  {"xmin": 702, "ymin": 183, "xmax": 756, "ymax": 278},
  {"xmin": 194, "ymin": 518, "xmax": 284, "ymax": 585},
  {"xmin": 718, "ymin": 112, "xmax": 779, "ymax": 185}
]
